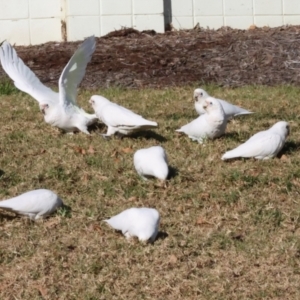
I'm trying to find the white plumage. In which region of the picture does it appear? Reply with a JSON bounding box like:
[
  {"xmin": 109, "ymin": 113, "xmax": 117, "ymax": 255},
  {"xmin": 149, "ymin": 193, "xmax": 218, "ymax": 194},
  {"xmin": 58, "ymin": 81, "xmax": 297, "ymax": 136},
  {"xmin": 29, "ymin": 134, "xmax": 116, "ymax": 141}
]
[
  {"xmin": 134, "ymin": 146, "xmax": 169, "ymax": 180},
  {"xmin": 0, "ymin": 189, "xmax": 63, "ymax": 220},
  {"xmin": 0, "ymin": 37, "xmax": 97, "ymax": 134},
  {"xmin": 89, "ymin": 95, "xmax": 158, "ymax": 137},
  {"xmin": 104, "ymin": 207, "xmax": 160, "ymax": 242},
  {"xmin": 194, "ymin": 88, "xmax": 253, "ymax": 120},
  {"xmin": 176, "ymin": 98, "xmax": 227, "ymax": 143},
  {"xmin": 222, "ymin": 121, "xmax": 289, "ymax": 160}
]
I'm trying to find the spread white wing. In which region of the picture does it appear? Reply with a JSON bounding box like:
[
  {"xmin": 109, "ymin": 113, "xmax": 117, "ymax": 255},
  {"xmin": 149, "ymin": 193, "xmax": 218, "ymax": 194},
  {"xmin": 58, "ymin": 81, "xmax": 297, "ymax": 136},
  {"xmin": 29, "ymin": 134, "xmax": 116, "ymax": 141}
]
[
  {"xmin": 0, "ymin": 41, "xmax": 58, "ymax": 105},
  {"xmin": 58, "ymin": 36, "xmax": 96, "ymax": 107}
]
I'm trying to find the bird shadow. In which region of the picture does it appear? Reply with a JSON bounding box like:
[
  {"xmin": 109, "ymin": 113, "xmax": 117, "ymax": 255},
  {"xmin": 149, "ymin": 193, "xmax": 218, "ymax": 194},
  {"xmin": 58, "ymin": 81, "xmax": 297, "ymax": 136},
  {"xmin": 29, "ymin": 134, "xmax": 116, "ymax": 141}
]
[
  {"xmin": 88, "ymin": 122, "xmax": 106, "ymax": 133},
  {"xmin": 129, "ymin": 130, "xmax": 168, "ymax": 142},
  {"xmin": 156, "ymin": 231, "xmax": 168, "ymax": 241},
  {"xmin": 0, "ymin": 212, "xmax": 17, "ymax": 221},
  {"xmin": 168, "ymin": 166, "xmax": 178, "ymax": 180},
  {"xmin": 279, "ymin": 141, "xmax": 300, "ymax": 156},
  {"xmin": 0, "ymin": 170, "xmax": 4, "ymax": 179}
]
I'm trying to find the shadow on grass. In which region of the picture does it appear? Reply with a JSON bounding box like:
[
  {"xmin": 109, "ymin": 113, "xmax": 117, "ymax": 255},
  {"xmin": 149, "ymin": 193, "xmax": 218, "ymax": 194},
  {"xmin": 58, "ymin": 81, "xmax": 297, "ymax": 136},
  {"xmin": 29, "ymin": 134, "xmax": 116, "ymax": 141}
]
[
  {"xmin": 0, "ymin": 213, "xmax": 16, "ymax": 221},
  {"xmin": 93, "ymin": 129, "xmax": 167, "ymax": 142},
  {"xmin": 130, "ymin": 130, "xmax": 168, "ymax": 142},
  {"xmin": 156, "ymin": 231, "xmax": 168, "ymax": 241},
  {"xmin": 0, "ymin": 170, "xmax": 5, "ymax": 178},
  {"xmin": 279, "ymin": 140, "xmax": 300, "ymax": 156},
  {"xmin": 168, "ymin": 166, "xmax": 178, "ymax": 179},
  {"xmin": 88, "ymin": 122, "xmax": 106, "ymax": 133}
]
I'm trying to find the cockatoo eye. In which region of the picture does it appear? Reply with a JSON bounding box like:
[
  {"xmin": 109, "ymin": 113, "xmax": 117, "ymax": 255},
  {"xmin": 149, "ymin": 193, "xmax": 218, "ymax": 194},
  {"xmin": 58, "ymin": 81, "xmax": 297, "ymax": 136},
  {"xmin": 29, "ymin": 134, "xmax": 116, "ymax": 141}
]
[
  {"xmin": 210, "ymin": 101, "xmax": 213, "ymax": 105},
  {"xmin": 200, "ymin": 92, "xmax": 203, "ymax": 96}
]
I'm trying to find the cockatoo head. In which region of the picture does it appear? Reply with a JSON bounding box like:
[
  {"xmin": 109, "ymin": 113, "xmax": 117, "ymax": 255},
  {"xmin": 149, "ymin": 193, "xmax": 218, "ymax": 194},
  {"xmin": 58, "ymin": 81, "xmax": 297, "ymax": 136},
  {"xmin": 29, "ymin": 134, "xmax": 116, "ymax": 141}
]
[
  {"xmin": 39, "ymin": 103, "xmax": 50, "ymax": 115},
  {"xmin": 202, "ymin": 98, "xmax": 223, "ymax": 114},
  {"xmin": 89, "ymin": 95, "xmax": 111, "ymax": 111},
  {"xmin": 193, "ymin": 88, "xmax": 209, "ymax": 103},
  {"xmin": 271, "ymin": 121, "xmax": 290, "ymax": 138}
]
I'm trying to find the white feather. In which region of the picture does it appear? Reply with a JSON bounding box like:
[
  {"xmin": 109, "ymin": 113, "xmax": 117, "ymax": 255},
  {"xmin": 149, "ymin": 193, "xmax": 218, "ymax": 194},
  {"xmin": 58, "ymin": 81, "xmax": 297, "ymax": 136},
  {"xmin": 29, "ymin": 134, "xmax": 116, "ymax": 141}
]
[
  {"xmin": 58, "ymin": 36, "xmax": 95, "ymax": 107},
  {"xmin": 0, "ymin": 37, "xmax": 97, "ymax": 134},
  {"xmin": 134, "ymin": 146, "xmax": 169, "ymax": 180},
  {"xmin": 0, "ymin": 41, "xmax": 58, "ymax": 105},
  {"xmin": 222, "ymin": 121, "xmax": 289, "ymax": 160},
  {"xmin": 104, "ymin": 207, "xmax": 160, "ymax": 242},
  {"xmin": 90, "ymin": 95, "xmax": 158, "ymax": 136},
  {"xmin": 0, "ymin": 189, "xmax": 63, "ymax": 220},
  {"xmin": 194, "ymin": 88, "xmax": 253, "ymax": 120},
  {"xmin": 176, "ymin": 98, "xmax": 227, "ymax": 143}
]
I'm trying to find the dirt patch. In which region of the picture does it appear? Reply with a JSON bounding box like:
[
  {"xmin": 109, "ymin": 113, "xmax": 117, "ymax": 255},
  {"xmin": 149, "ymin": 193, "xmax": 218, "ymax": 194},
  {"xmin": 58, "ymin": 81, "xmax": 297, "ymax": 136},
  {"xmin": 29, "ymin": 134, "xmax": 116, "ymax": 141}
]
[{"xmin": 1, "ymin": 26, "xmax": 300, "ymax": 89}]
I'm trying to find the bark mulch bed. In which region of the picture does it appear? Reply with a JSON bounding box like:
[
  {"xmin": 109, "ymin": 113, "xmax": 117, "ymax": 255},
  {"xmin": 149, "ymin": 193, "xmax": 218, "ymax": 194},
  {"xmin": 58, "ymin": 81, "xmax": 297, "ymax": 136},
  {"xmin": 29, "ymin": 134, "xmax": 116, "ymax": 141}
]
[{"xmin": 1, "ymin": 26, "xmax": 300, "ymax": 89}]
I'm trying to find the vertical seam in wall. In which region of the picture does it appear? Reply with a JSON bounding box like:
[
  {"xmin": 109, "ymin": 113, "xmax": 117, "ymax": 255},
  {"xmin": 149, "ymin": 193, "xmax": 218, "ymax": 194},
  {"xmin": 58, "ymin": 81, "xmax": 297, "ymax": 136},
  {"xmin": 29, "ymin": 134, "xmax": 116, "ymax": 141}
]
[
  {"xmin": 28, "ymin": 0, "xmax": 31, "ymax": 45},
  {"xmin": 222, "ymin": 0, "xmax": 225, "ymax": 26},
  {"xmin": 282, "ymin": 0, "xmax": 284, "ymax": 25},
  {"xmin": 131, "ymin": 0, "xmax": 134, "ymax": 29},
  {"xmin": 99, "ymin": 0, "xmax": 101, "ymax": 37},
  {"xmin": 61, "ymin": 0, "xmax": 67, "ymax": 41},
  {"xmin": 192, "ymin": 0, "xmax": 195, "ymax": 27},
  {"xmin": 252, "ymin": 0, "xmax": 255, "ymax": 25}
]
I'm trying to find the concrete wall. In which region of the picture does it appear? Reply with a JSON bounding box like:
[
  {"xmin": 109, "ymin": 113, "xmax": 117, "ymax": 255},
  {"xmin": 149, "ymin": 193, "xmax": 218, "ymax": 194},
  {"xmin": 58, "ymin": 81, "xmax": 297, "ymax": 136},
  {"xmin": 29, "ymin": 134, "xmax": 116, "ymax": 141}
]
[
  {"xmin": 167, "ymin": 0, "xmax": 300, "ymax": 30},
  {"xmin": 0, "ymin": 0, "xmax": 299, "ymax": 45},
  {"xmin": 0, "ymin": 0, "xmax": 164, "ymax": 45},
  {"xmin": 65, "ymin": 0, "xmax": 164, "ymax": 41},
  {"xmin": 0, "ymin": 0, "xmax": 62, "ymax": 45}
]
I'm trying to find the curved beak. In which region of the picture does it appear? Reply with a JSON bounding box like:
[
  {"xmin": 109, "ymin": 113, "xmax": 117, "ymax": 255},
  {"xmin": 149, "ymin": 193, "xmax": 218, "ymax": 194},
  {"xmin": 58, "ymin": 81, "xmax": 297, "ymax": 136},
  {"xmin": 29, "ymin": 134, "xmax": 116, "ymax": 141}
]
[
  {"xmin": 202, "ymin": 100, "xmax": 209, "ymax": 110},
  {"xmin": 40, "ymin": 104, "xmax": 47, "ymax": 115}
]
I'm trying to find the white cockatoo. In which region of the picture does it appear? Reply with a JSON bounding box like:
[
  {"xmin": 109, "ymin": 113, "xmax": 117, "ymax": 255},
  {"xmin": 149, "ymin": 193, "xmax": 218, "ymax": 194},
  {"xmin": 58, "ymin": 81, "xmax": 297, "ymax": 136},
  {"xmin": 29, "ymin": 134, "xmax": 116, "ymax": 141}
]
[
  {"xmin": 222, "ymin": 121, "xmax": 289, "ymax": 160},
  {"xmin": 89, "ymin": 95, "xmax": 158, "ymax": 138},
  {"xmin": 0, "ymin": 37, "xmax": 97, "ymax": 134},
  {"xmin": 176, "ymin": 98, "xmax": 227, "ymax": 143},
  {"xmin": 104, "ymin": 207, "xmax": 160, "ymax": 242},
  {"xmin": 134, "ymin": 146, "xmax": 169, "ymax": 180},
  {"xmin": 0, "ymin": 189, "xmax": 63, "ymax": 220},
  {"xmin": 194, "ymin": 88, "xmax": 253, "ymax": 120}
]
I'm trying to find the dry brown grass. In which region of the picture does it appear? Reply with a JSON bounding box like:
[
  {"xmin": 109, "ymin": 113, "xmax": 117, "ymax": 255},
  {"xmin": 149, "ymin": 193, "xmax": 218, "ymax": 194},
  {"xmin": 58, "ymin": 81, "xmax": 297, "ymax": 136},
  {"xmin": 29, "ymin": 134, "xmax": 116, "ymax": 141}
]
[{"xmin": 0, "ymin": 84, "xmax": 300, "ymax": 299}]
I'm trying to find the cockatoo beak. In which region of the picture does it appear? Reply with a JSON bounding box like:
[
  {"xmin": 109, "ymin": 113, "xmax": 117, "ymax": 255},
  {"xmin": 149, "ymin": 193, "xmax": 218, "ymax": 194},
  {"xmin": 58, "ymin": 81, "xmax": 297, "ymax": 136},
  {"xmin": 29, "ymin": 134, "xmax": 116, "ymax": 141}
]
[
  {"xmin": 203, "ymin": 100, "xmax": 209, "ymax": 109},
  {"xmin": 40, "ymin": 104, "xmax": 47, "ymax": 115}
]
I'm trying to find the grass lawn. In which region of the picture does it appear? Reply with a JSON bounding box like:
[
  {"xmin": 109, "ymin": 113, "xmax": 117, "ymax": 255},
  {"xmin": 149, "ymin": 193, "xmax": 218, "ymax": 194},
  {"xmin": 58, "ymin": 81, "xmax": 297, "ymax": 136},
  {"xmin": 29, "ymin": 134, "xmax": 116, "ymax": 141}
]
[{"xmin": 0, "ymin": 83, "xmax": 300, "ymax": 299}]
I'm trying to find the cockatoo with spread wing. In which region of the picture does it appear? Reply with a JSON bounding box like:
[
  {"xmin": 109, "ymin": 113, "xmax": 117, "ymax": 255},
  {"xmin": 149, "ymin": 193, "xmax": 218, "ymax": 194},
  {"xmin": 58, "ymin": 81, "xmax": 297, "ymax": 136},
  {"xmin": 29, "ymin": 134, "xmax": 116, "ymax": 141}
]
[{"xmin": 0, "ymin": 37, "xmax": 97, "ymax": 134}]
